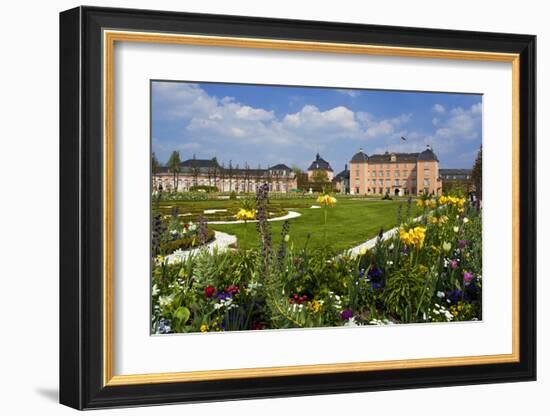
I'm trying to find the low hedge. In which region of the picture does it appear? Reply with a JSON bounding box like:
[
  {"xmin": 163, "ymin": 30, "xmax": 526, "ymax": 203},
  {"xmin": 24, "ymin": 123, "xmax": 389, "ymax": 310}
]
[{"xmin": 160, "ymin": 229, "xmax": 215, "ymax": 253}]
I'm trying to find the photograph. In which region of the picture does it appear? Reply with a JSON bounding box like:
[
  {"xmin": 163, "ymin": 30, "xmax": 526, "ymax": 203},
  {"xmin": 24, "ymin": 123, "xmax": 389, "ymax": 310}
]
[{"xmin": 150, "ymin": 81, "xmax": 483, "ymax": 334}]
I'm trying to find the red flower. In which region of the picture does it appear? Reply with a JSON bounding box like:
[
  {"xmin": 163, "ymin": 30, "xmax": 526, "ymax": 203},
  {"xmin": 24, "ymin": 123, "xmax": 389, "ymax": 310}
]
[
  {"xmin": 226, "ymin": 285, "xmax": 239, "ymax": 295},
  {"xmin": 183, "ymin": 223, "xmax": 189, "ymax": 230},
  {"xmin": 204, "ymin": 285, "xmax": 216, "ymax": 298}
]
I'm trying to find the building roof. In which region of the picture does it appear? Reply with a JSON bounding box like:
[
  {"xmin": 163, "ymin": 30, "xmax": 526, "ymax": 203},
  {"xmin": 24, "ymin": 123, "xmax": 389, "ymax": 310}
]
[
  {"xmin": 180, "ymin": 158, "xmax": 220, "ymax": 169},
  {"xmin": 333, "ymin": 166, "xmax": 350, "ymax": 182},
  {"xmin": 368, "ymin": 152, "xmax": 420, "ymax": 163},
  {"xmin": 268, "ymin": 163, "xmax": 292, "ymax": 171},
  {"xmin": 156, "ymin": 158, "xmax": 295, "ymax": 178},
  {"xmin": 350, "ymin": 150, "xmax": 369, "ymax": 163},
  {"xmin": 418, "ymin": 147, "xmax": 439, "ymax": 162},
  {"xmin": 308, "ymin": 153, "xmax": 333, "ymax": 172},
  {"xmin": 439, "ymin": 168, "xmax": 472, "ymax": 175}
]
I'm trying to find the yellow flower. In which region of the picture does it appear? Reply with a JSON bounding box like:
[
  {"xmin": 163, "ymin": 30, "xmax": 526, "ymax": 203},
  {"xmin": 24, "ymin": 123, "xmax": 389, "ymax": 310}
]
[
  {"xmin": 308, "ymin": 300, "xmax": 322, "ymax": 314},
  {"xmin": 235, "ymin": 208, "xmax": 256, "ymax": 221},
  {"xmin": 442, "ymin": 241, "xmax": 452, "ymax": 252},
  {"xmin": 317, "ymin": 194, "xmax": 337, "ymax": 206},
  {"xmin": 399, "ymin": 226, "xmax": 426, "ymax": 249},
  {"xmin": 359, "ymin": 246, "xmax": 368, "ymax": 256},
  {"xmin": 439, "ymin": 195, "xmax": 465, "ymax": 208},
  {"xmin": 428, "ymin": 215, "xmax": 448, "ymax": 225},
  {"xmin": 200, "ymin": 324, "xmax": 209, "ymax": 333}
]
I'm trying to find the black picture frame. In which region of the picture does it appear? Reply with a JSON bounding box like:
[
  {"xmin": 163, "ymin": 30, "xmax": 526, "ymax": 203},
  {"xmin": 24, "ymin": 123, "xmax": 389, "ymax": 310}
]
[{"xmin": 60, "ymin": 5, "xmax": 536, "ymax": 410}]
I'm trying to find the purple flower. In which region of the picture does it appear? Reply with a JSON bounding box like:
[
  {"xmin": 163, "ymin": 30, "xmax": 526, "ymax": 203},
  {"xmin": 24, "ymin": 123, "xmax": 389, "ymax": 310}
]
[
  {"xmin": 450, "ymin": 259, "xmax": 459, "ymax": 270},
  {"xmin": 216, "ymin": 292, "xmax": 232, "ymax": 301},
  {"xmin": 340, "ymin": 309, "xmax": 353, "ymax": 321},
  {"xmin": 458, "ymin": 240, "xmax": 467, "ymax": 249},
  {"xmin": 367, "ymin": 267, "xmax": 382, "ymax": 280},
  {"xmin": 463, "ymin": 271, "xmax": 474, "ymax": 284}
]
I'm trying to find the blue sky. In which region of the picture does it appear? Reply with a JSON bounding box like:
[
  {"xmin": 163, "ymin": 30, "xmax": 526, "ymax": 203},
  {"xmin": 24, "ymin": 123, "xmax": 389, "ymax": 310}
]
[{"xmin": 152, "ymin": 81, "xmax": 482, "ymax": 173}]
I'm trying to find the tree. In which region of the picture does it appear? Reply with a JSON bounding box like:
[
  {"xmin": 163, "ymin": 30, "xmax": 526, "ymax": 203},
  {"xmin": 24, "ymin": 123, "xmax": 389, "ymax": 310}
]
[
  {"xmin": 211, "ymin": 157, "xmax": 219, "ymax": 190},
  {"xmin": 166, "ymin": 151, "xmax": 181, "ymax": 192},
  {"xmin": 311, "ymin": 169, "xmax": 329, "ymax": 183},
  {"xmin": 220, "ymin": 162, "xmax": 226, "ymax": 192},
  {"xmin": 151, "ymin": 152, "xmax": 159, "ymax": 175},
  {"xmin": 291, "ymin": 165, "xmax": 305, "ymax": 190},
  {"xmin": 190, "ymin": 153, "xmax": 200, "ymax": 187},
  {"xmin": 471, "ymin": 145, "xmax": 482, "ymax": 200},
  {"xmin": 228, "ymin": 160, "xmax": 234, "ymax": 192}
]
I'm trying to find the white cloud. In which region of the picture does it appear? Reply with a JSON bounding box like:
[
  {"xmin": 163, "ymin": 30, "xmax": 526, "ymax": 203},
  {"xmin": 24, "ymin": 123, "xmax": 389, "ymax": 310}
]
[
  {"xmin": 154, "ymin": 83, "xmax": 413, "ymax": 149},
  {"xmin": 336, "ymin": 89, "xmax": 361, "ymax": 98},
  {"xmin": 419, "ymin": 102, "xmax": 482, "ymax": 159},
  {"xmin": 432, "ymin": 103, "xmax": 446, "ymax": 113}
]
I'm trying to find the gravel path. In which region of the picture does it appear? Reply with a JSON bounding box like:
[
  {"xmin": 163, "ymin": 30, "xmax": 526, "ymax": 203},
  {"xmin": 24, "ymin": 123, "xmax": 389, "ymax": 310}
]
[
  {"xmin": 164, "ymin": 231, "xmax": 237, "ymax": 263},
  {"xmin": 208, "ymin": 210, "xmax": 301, "ymax": 224}
]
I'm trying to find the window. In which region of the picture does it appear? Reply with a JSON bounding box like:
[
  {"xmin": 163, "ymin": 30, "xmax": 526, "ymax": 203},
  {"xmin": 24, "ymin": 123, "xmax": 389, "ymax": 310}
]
[
  {"xmin": 385, "ymin": 179, "xmax": 391, "ymax": 186},
  {"xmin": 386, "ymin": 170, "xmax": 390, "ymax": 177},
  {"xmin": 423, "ymin": 179, "xmax": 430, "ymax": 187},
  {"xmin": 372, "ymin": 171, "xmax": 376, "ymax": 178},
  {"xmin": 379, "ymin": 170, "xmax": 384, "ymax": 177},
  {"xmin": 356, "ymin": 169, "xmax": 360, "ymax": 178},
  {"xmin": 394, "ymin": 179, "xmax": 400, "ymax": 186},
  {"xmin": 395, "ymin": 170, "xmax": 400, "ymax": 177}
]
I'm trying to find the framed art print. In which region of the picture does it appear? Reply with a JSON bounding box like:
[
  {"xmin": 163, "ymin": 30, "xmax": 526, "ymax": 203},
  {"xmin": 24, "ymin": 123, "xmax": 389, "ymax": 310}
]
[{"xmin": 59, "ymin": 6, "xmax": 536, "ymax": 410}]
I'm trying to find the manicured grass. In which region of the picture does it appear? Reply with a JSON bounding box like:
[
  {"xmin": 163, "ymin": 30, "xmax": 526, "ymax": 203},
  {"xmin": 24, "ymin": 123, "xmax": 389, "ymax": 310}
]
[{"xmin": 159, "ymin": 197, "xmax": 420, "ymax": 252}]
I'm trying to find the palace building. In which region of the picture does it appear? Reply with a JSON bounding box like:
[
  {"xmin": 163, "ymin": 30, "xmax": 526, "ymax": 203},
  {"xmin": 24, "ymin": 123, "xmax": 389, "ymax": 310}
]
[
  {"xmin": 153, "ymin": 147, "xmax": 441, "ymax": 196},
  {"xmin": 307, "ymin": 153, "xmax": 334, "ymax": 181},
  {"xmin": 153, "ymin": 157, "xmax": 298, "ymax": 193},
  {"xmin": 348, "ymin": 146, "xmax": 441, "ymax": 196}
]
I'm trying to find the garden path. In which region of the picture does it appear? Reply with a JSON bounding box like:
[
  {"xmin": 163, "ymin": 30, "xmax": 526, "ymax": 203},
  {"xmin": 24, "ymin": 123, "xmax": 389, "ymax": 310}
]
[
  {"xmin": 165, "ymin": 231, "xmax": 237, "ymax": 263},
  {"xmin": 208, "ymin": 210, "xmax": 301, "ymax": 224}
]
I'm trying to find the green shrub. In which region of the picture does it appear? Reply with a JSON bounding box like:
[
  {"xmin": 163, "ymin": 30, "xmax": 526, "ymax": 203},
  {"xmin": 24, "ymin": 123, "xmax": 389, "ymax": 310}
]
[
  {"xmin": 189, "ymin": 185, "xmax": 218, "ymax": 193},
  {"xmin": 229, "ymin": 191, "xmax": 237, "ymax": 200},
  {"xmin": 160, "ymin": 228, "xmax": 215, "ymax": 253}
]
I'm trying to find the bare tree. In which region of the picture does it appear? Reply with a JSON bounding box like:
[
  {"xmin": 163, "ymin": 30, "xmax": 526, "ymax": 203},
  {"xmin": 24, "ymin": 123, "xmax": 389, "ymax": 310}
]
[
  {"xmin": 190, "ymin": 154, "xmax": 200, "ymax": 187},
  {"xmin": 244, "ymin": 162, "xmax": 251, "ymax": 193},
  {"xmin": 220, "ymin": 162, "xmax": 226, "ymax": 192},
  {"xmin": 228, "ymin": 160, "xmax": 234, "ymax": 192},
  {"xmin": 211, "ymin": 157, "xmax": 219, "ymax": 190}
]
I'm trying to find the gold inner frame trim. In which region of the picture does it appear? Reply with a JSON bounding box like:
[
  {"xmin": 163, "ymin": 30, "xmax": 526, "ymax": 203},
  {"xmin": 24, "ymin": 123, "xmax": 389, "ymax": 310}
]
[{"xmin": 103, "ymin": 30, "xmax": 520, "ymax": 387}]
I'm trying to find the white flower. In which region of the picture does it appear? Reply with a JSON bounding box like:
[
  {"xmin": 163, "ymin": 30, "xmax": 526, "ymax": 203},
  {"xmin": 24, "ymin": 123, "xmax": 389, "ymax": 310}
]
[
  {"xmin": 344, "ymin": 317, "xmax": 360, "ymax": 327},
  {"xmin": 387, "ymin": 260, "xmax": 394, "ymax": 266},
  {"xmin": 463, "ymin": 217, "xmax": 469, "ymax": 224},
  {"xmin": 158, "ymin": 294, "xmax": 174, "ymax": 307},
  {"xmin": 152, "ymin": 284, "xmax": 160, "ymax": 296},
  {"xmin": 284, "ymin": 234, "xmax": 290, "ymax": 242},
  {"xmin": 436, "ymin": 291, "xmax": 445, "ymax": 298},
  {"xmin": 442, "ymin": 242, "xmax": 452, "ymax": 252},
  {"xmin": 389, "ymin": 243, "xmax": 395, "ymax": 250},
  {"xmin": 453, "ymin": 226, "xmax": 459, "ymax": 233}
]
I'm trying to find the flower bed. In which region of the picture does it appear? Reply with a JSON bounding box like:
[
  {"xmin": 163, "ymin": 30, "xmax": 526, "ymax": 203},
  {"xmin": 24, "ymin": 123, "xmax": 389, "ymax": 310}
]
[{"xmin": 152, "ymin": 187, "xmax": 482, "ymax": 334}]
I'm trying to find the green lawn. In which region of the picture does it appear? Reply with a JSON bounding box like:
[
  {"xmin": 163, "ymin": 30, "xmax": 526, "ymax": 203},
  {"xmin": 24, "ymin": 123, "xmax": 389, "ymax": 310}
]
[{"xmin": 159, "ymin": 198, "xmax": 420, "ymax": 252}]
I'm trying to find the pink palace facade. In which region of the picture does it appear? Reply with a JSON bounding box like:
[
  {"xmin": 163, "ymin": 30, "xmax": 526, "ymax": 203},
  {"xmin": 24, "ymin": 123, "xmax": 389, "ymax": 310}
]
[{"xmin": 347, "ymin": 146, "xmax": 442, "ymax": 196}]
